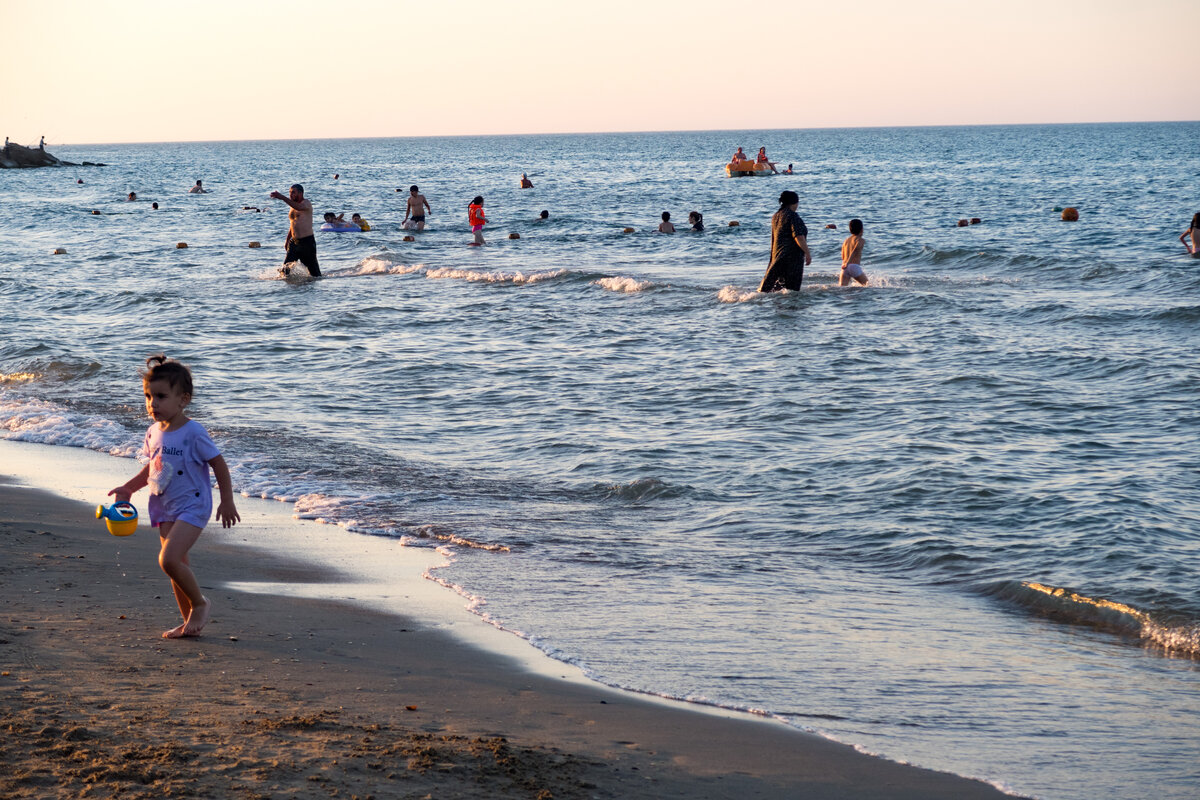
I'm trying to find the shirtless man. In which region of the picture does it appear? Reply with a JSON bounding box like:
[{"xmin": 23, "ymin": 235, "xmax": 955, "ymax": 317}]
[
  {"xmin": 189, "ymin": 180, "xmax": 207, "ymax": 194},
  {"xmin": 404, "ymin": 185, "xmax": 431, "ymax": 231},
  {"xmin": 269, "ymin": 183, "xmax": 320, "ymax": 277}
]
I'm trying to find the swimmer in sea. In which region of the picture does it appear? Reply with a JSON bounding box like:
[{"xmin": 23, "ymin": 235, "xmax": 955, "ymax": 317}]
[
  {"xmin": 127, "ymin": 192, "xmax": 137, "ymax": 201},
  {"xmin": 404, "ymin": 185, "xmax": 431, "ymax": 231},
  {"xmin": 152, "ymin": 202, "xmax": 159, "ymax": 210},
  {"xmin": 520, "ymin": 173, "xmax": 534, "ymax": 189},
  {"xmin": 839, "ymin": 218, "xmax": 869, "ymax": 286},
  {"xmin": 189, "ymin": 180, "xmax": 207, "ymax": 194},
  {"xmin": 537, "ymin": 210, "xmax": 549, "ymax": 221},
  {"xmin": 1179, "ymin": 212, "xmax": 1200, "ymax": 255},
  {"xmin": 269, "ymin": 183, "xmax": 320, "ymax": 277},
  {"xmin": 351, "ymin": 213, "xmax": 370, "ymax": 231},
  {"xmin": 688, "ymin": 211, "xmax": 704, "ymax": 232},
  {"xmin": 658, "ymin": 212, "xmax": 675, "ymax": 233}
]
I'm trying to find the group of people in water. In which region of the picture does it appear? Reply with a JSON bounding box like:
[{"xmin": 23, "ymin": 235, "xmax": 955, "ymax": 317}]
[{"xmin": 729, "ymin": 146, "xmax": 793, "ymax": 175}]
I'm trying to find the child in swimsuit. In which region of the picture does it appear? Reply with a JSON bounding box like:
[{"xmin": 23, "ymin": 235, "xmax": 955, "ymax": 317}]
[
  {"xmin": 468, "ymin": 196, "xmax": 487, "ymax": 245},
  {"xmin": 840, "ymin": 218, "xmax": 869, "ymax": 286},
  {"xmin": 1180, "ymin": 212, "xmax": 1200, "ymax": 255},
  {"xmin": 108, "ymin": 355, "xmax": 239, "ymax": 639}
]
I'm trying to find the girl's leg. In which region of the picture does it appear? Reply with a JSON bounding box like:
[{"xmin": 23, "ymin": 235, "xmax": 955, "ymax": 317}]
[{"xmin": 158, "ymin": 521, "xmax": 211, "ymax": 638}]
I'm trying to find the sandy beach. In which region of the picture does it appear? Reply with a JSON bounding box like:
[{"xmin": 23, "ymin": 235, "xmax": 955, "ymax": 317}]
[{"xmin": 0, "ymin": 474, "xmax": 1015, "ymax": 800}]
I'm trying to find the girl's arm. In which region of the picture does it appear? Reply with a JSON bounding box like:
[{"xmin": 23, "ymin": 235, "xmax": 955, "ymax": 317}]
[
  {"xmin": 108, "ymin": 465, "xmax": 150, "ymax": 502},
  {"xmin": 1181, "ymin": 229, "xmax": 1192, "ymax": 245},
  {"xmin": 209, "ymin": 455, "xmax": 241, "ymax": 528}
]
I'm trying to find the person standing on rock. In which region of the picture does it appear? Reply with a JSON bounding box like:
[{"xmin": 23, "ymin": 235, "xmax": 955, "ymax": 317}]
[{"xmin": 269, "ymin": 183, "xmax": 320, "ymax": 277}]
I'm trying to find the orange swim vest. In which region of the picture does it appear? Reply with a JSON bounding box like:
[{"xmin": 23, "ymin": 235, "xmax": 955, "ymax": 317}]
[
  {"xmin": 468, "ymin": 203, "xmax": 485, "ymax": 227},
  {"xmin": 757, "ymin": 151, "xmax": 768, "ymax": 162}
]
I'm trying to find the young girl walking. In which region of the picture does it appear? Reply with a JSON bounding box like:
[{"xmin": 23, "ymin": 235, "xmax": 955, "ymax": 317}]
[
  {"xmin": 468, "ymin": 196, "xmax": 487, "ymax": 245},
  {"xmin": 109, "ymin": 355, "xmax": 240, "ymax": 638}
]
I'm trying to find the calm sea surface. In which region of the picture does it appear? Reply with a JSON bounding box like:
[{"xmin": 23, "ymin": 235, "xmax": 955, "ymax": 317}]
[{"xmin": 2, "ymin": 124, "xmax": 1198, "ymax": 800}]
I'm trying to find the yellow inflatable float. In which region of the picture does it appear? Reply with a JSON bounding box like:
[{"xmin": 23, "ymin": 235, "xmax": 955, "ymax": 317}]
[{"xmin": 725, "ymin": 160, "xmax": 773, "ymax": 178}]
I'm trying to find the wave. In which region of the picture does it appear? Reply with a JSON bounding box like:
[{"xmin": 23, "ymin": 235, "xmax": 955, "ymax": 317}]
[
  {"xmin": 586, "ymin": 476, "xmax": 694, "ymax": 502},
  {"xmin": 0, "ymin": 391, "xmax": 136, "ymax": 455},
  {"xmin": 592, "ymin": 276, "xmax": 657, "ymax": 293},
  {"xmin": 717, "ymin": 285, "xmax": 765, "ymax": 303},
  {"xmin": 993, "ymin": 581, "xmax": 1200, "ymax": 657},
  {"xmin": 424, "ymin": 266, "xmax": 568, "ymax": 285}
]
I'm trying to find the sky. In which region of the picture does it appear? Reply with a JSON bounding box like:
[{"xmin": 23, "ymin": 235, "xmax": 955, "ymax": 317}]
[{"xmin": 2, "ymin": 0, "xmax": 1197, "ymax": 145}]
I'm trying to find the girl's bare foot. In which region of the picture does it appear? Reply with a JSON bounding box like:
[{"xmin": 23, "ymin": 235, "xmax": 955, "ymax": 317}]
[
  {"xmin": 162, "ymin": 622, "xmax": 186, "ymax": 639},
  {"xmin": 181, "ymin": 597, "xmax": 211, "ymax": 637}
]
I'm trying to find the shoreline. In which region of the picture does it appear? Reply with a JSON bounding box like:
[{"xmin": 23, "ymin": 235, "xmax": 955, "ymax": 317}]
[{"xmin": 0, "ymin": 439, "xmax": 1015, "ymax": 798}]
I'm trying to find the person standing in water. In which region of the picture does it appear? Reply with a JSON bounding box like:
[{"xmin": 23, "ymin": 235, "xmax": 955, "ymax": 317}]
[
  {"xmin": 1179, "ymin": 212, "xmax": 1200, "ymax": 255},
  {"xmin": 839, "ymin": 218, "xmax": 869, "ymax": 286},
  {"xmin": 269, "ymin": 183, "xmax": 320, "ymax": 276},
  {"xmin": 758, "ymin": 190, "xmax": 811, "ymax": 293},
  {"xmin": 468, "ymin": 196, "xmax": 487, "ymax": 245},
  {"xmin": 404, "ymin": 185, "xmax": 431, "ymax": 230}
]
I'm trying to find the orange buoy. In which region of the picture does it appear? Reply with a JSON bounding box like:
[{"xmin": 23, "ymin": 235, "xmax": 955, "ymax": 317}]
[
  {"xmin": 91, "ymin": 210, "xmax": 101, "ymax": 215},
  {"xmin": 728, "ymin": 221, "xmax": 740, "ymax": 227},
  {"xmin": 957, "ymin": 219, "xmax": 969, "ymax": 227},
  {"xmin": 176, "ymin": 242, "xmax": 188, "ymax": 249},
  {"xmin": 403, "ymin": 235, "xmax": 415, "ymax": 242},
  {"xmin": 508, "ymin": 233, "xmax": 520, "ymax": 239},
  {"xmin": 1061, "ymin": 207, "xmax": 1079, "ymax": 222},
  {"xmin": 970, "ymin": 218, "xmax": 982, "ymax": 225},
  {"xmin": 51, "ymin": 248, "xmax": 66, "ymax": 255},
  {"xmin": 622, "ymin": 227, "xmax": 635, "ymax": 233},
  {"xmin": 825, "ymin": 224, "xmax": 837, "ymax": 229},
  {"xmin": 248, "ymin": 241, "xmax": 261, "ymax": 248}
]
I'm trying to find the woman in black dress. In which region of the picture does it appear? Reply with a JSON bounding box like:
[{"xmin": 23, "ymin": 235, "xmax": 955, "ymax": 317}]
[{"xmin": 758, "ymin": 190, "xmax": 812, "ymax": 292}]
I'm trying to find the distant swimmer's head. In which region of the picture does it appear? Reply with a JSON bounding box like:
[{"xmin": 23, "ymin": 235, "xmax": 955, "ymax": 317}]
[
  {"xmin": 351, "ymin": 213, "xmax": 362, "ymax": 221},
  {"xmin": 472, "ymin": 196, "xmax": 484, "ymax": 206},
  {"xmin": 323, "ymin": 212, "xmax": 336, "ymax": 222},
  {"xmin": 127, "ymin": 192, "xmax": 137, "ymax": 201},
  {"xmin": 410, "ymin": 185, "xmax": 419, "ymax": 194},
  {"xmin": 1192, "ymin": 212, "xmax": 1200, "ymax": 229},
  {"xmin": 195, "ymin": 180, "xmax": 202, "ymax": 186},
  {"xmin": 688, "ymin": 211, "xmax": 702, "ymax": 224},
  {"xmin": 152, "ymin": 202, "xmax": 159, "ymax": 210},
  {"xmin": 778, "ymin": 190, "xmax": 799, "ymax": 209},
  {"xmin": 290, "ymin": 184, "xmax": 304, "ymax": 201},
  {"xmin": 539, "ymin": 210, "xmax": 549, "ymax": 219},
  {"xmin": 661, "ymin": 211, "xmax": 671, "ymax": 222},
  {"xmin": 849, "ymin": 218, "xmax": 863, "ymax": 235},
  {"xmin": 77, "ymin": 179, "xmax": 83, "ymax": 184}
]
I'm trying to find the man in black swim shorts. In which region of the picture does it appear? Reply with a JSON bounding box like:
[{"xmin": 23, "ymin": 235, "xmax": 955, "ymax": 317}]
[
  {"xmin": 404, "ymin": 185, "xmax": 431, "ymax": 231},
  {"xmin": 269, "ymin": 183, "xmax": 321, "ymax": 276}
]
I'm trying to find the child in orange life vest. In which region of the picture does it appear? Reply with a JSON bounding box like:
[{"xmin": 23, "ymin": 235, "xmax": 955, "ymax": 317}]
[{"xmin": 468, "ymin": 196, "xmax": 487, "ymax": 245}]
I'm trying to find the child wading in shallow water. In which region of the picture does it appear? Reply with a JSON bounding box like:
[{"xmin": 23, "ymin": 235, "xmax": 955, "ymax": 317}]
[{"xmin": 109, "ymin": 355, "xmax": 240, "ymax": 638}]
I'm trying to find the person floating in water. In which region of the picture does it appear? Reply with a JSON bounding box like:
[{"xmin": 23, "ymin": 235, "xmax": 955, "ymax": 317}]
[
  {"xmin": 189, "ymin": 180, "xmax": 207, "ymax": 194},
  {"xmin": 688, "ymin": 211, "xmax": 704, "ymax": 231},
  {"xmin": 839, "ymin": 218, "xmax": 869, "ymax": 286},
  {"xmin": 468, "ymin": 196, "xmax": 487, "ymax": 245},
  {"xmin": 404, "ymin": 185, "xmax": 431, "ymax": 230},
  {"xmin": 783, "ymin": 163, "xmax": 794, "ymax": 174},
  {"xmin": 270, "ymin": 183, "xmax": 320, "ymax": 277},
  {"xmin": 520, "ymin": 173, "xmax": 534, "ymax": 189},
  {"xmin": 1180, "ymin": 212, "xmax": 1200, "ymax": 255},
  {"xmin": 758, "ymin": 190, "xmax": 811, "ymax": 293},
  {"xmin": 658, "ymin": 211, "xmax": 675, "ymax": 233},
  {"xmin": 127, "ymin": 192, "xmax": 137, "ymax": 201},
  {"xmin": 351, "ymin": 213, "xmax": 370, "ymax": 231},
  {"xmin": 537, "ymin": 210, "xmax": 549, "ymax": 221}
]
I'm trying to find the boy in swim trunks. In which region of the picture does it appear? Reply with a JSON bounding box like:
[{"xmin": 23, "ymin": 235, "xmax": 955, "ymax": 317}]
[
  {"xmin": 405, "ymin": 185, "xmax": 431, "ymax": 231},
  {"xmin": 840, "ymin": 218, "xmax": 868, "ymax": 286}
]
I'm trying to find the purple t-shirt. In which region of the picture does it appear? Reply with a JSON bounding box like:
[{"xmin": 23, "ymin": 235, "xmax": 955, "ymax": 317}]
[{"xmin": 139, "ymin": 419, "xmax": 221, "ymax": 528}]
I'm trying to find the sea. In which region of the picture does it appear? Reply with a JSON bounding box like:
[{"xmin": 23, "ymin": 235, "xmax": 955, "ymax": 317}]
[{"xmin": 1, "ymin": 123, "xmax": 1198, "ymax": 800}]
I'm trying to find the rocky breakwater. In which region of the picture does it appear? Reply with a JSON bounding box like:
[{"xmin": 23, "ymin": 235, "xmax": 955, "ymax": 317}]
[{"xmin": 1, "ymin": 142, "xmax": 105, "ymax": 169}]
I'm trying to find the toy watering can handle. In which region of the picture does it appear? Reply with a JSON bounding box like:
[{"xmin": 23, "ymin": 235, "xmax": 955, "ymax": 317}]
[{"xmin": 96, "ymin": 501, "xmax": 138, "ymax": 521}]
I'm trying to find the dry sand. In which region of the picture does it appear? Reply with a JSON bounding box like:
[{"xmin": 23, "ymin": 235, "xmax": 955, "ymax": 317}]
[{"xmin": 0, "ymin": 477, "xmax": 1014, "ymax": 799}]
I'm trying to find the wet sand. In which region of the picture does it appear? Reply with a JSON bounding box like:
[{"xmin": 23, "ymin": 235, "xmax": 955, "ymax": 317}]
[{"xmin": 0, "ymin": 477, "xmax": 1014, "ymax": 799}]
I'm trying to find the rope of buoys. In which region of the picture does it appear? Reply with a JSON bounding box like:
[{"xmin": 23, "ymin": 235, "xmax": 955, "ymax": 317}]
[
  {"xmin": 957, "ymin": 219, "xmax": 969, "ymax": 227},
  {"xmin": 728, "ymin": 221, "xmax": 739, "ymax": 227},
  {"xmin": 248, "ymin": 242, "xmax": 261, "ymax": 248},
  {"xmin": 176, "ymin": 242, "xmax": 188, "ymax": 249},
  {"xmin": 508, "ymin": 233, "xmax": 520, "ymax": 239},
  {"xmin": 622, "ymin": 227, "xmax": 635, "ymax": 233}
]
